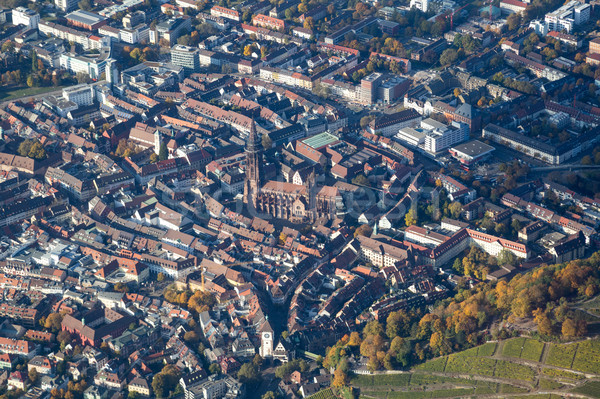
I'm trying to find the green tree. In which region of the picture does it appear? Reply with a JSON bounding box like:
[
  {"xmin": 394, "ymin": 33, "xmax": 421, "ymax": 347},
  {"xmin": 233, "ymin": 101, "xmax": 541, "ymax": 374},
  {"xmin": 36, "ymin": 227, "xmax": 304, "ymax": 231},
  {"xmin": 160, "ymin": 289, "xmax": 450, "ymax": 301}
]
[
  {"xmin": 78, "ymin": 0, "xmax": 93, "ymax": 10},
  {"xmin": 448, "ymin": 201, "xmax": 463, "ymax": 219},
  {"xmin": 352, "ymin": 174, "xmax": 370, "ymax": 187},
  {"xmin": 439, "ymin": 49, "xmax": 458, "ymax": 65},
  {"xmin": 262, "ymin": 392, "xmax": 277, "ymax": 399},
  {"xmin": 159, "ymin": 142, "xmax": 168, "ymax": 161},
  {"xmin": 31, "ymin": 51, "xmax": 38, "ymax": 71},
  {"xmin": 209, "ymin": 363, "xmax": 221, "ymax": 375},
  {"xmin": 1, "ymin": 40, "xmax": 14, "ymax": 53},
  {"xmin": 237, "ymin": 363, "xmax": 261, "ymax": 384}
]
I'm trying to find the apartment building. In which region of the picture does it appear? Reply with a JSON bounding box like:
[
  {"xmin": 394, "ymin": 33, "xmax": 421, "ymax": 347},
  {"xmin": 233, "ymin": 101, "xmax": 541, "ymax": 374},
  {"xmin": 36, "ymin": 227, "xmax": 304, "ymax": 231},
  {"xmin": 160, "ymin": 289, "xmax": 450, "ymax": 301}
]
[
  {"xmin": 63, "ymin": 84, "xmax": 94, "ymax": 106},
  {"xmin": 210, "ymin": 5, "xmax": 240, "ymax": 21},
  {"xmin": 252, "ymin": 14, "xmax": 285, "ymax": 30},
  {"xmin": 12, "ymin": 7, "xmax": 40, "ymax": 29}
]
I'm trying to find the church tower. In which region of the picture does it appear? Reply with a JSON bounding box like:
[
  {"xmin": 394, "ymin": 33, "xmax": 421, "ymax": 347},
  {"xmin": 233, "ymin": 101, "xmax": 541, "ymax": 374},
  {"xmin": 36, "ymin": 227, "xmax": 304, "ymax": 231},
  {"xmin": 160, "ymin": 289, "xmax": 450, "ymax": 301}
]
[
  {"xmin": 243, "ymin": 120, "xmax": 263, "ymax": 207},
  {"xmin": 154, "ymin": 129, "xmax": 162, "ymax": 155},
  {"xmin": 307, "ymin": 168, "xmax": 317, "ymax": 223},
  {"xmin": 259, "ymin": 320, "xmax": 274, "ymax": 358}
]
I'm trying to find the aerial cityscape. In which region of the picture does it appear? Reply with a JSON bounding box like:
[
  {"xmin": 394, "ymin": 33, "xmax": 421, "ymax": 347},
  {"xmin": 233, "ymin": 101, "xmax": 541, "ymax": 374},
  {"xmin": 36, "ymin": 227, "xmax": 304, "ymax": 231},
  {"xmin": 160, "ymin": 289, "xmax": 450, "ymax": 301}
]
[{"xmin": 2, "ymin": 0, "xmax": 600, "ymax": 397}]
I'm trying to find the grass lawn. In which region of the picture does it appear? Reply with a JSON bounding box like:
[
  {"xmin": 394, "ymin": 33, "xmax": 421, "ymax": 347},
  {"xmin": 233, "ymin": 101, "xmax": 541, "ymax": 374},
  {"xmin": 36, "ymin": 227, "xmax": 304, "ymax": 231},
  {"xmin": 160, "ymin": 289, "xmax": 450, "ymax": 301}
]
[{"xmin": 0, "ymin": 85, "xmax": 67, "ymax": 102}]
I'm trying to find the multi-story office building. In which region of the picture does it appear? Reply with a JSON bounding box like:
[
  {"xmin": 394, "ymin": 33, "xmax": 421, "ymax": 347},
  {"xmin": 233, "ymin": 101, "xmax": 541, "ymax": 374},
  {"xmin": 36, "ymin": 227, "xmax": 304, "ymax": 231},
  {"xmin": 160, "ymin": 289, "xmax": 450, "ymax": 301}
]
[
  {"xmin": 396, "ymin": 118, "xmax": 468, "ymax": 155},
  {"xmin": 171, "ymin": 44, "xmax": 201, "ymax": 73},
  {"xmin": 360, "ymin": 73, "xmax": 383, "ymax": 105},
  {"xmin": 150, "ymin": 16, "xmax": 192, "ymax": 45}
]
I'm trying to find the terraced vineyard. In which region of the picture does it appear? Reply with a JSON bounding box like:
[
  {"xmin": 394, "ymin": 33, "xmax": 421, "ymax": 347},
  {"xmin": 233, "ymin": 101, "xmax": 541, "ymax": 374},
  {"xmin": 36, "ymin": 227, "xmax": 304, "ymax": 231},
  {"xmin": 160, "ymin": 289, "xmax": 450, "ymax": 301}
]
[{"xmin": 349, "ymin": 338, "xmax": 600, "ymax": 399}]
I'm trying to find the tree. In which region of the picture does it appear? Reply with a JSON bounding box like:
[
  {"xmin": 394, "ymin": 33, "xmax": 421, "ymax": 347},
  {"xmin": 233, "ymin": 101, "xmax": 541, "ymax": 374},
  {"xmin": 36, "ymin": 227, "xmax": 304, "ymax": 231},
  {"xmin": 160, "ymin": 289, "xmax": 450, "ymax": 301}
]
[
  {"xmin": 453, "ymin": 88, "xmax": 461, "ymax": 97},
  {"xmin": 243, "ymin": 45, "xmax": 253, "ymax": 57},
  {"xmin": 1, "ymin": 40, "xmax": 14, "ymax": 53},
  {"xmin": 497, "ymin": 249, "xmax": 516, "ymax": 267},
  {"xmin": 31, "ymin": 51, "xmax": 38, "ymax": 72},
  {"xmin": 360, "ymin": 115, "xmax": 374, "ymax": 129},
  {"xmin": 332, "ymin": 367, "xmax": 348, "ymax": 387},
  {"xmin": 262, "ymin": 133, "xmax": 272, "ymax": 149},
  {"xmin": 188, "ymin": 290, "xmax": 216, "ymax": 313},
  {"xmin": 157, "ymin": 272, "xmax": 165, "ymax": 282},
  {"xmin": 405, "ymin": 208, "xmax": 417, "ymax": 227},
  {"xmin": 237, "ymin": 363, "xmax": 261, "ymax": 384},
  {"xmin": 209, "ymin": 363, "xmax": 221, "ymax": 375},
  {"xmin": 561, "ymin": 318, "xmax": 577, "ymax": 338},
  {"xmin": 348, "ymin": 331, "xmax": 362, "ymax": 346},
  {"xmin": 352, "ymin": 174, "xmax": 370, "ymax": 187},
  {"xmin": 26, "ymin": 76, "xmax": 35, "ymax": 88},
  {"xmin": 78, "ymin": 0, "xmax": 93, "ymax": 10},
  {"xmin": 354, "ymin": 224, "xmax": 373, "ymax": 238},
  {"xmin": 363, "ymin": 320, "xmax": 384, "ymax": 337},
  {"xmin": 45, "ymin": 313, "xmax": 64, "ymax": 332},
  {"xmin": 253, "ymin": 354, "xmax": 263, "ymax": 368},
  {"xmin": 76, "ymin": 72, "xmax": 91, "ymax": 84},
  {"xmin": 28, "ymin": 368, "xmax": 39, "ymax": 384},
  {"xmin": 152, "ymin": 365, "xmax": 181, "ymax": 398},
  {"xmin": 149, "ymin": 153, "xmax": 159, "ymax": 163},
  {"xmin": 448, "ymin": 202, "xmax": 462, "ymax": 219},
  {"xmin": 582, "ymin": 155, "xmax": 592, "ymax": 165},
  {"xmin": 184, "ymin": 331, "xmax": 199, "ymax": 344},
  {"xmin": 114, "ymin": 282, "xmax": 129, "ymax": 293},
  {"xmin": 57, "ymin": 330, "xmax": 71, "ymax": 346},
  {"xmin": 159, "ymin": 142, "xmax": 168, "ymax": 161},
  {"xmin": 506, "ymin": 13, "xmax": 520, "ymax": 30},
  {"xmin": 303, "ymin": 16, "xmax": 314, "ymax": 30},
  {"xmin": 262, "ymin": 391, "xmax": 277, "ymax": 399},
  {"xmin": 440, "ymin": 49, "xmax": 458, "ymax": 65}
]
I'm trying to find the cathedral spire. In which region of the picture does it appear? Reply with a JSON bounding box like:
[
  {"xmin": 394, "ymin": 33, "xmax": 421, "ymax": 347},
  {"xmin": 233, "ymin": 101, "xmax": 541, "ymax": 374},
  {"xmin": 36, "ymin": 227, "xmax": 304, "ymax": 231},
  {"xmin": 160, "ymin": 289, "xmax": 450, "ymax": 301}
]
[
  {"xmin": 244, "ymin": 118, "xmax": 263, "ymax": 206},
  {"xmin": 246, "ymin": 118, "xmax": 261, "ymax": 152}
]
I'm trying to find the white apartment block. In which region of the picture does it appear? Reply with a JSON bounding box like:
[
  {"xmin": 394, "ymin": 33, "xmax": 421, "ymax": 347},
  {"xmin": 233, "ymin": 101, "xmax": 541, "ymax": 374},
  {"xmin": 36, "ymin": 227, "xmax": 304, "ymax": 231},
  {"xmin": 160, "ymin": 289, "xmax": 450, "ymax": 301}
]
[
  {"xmin": 39, "ymin": 21, "xmax": 110, "ymax": 50},
  {"xmin": 59, "ymin": 53, "xmax": 108, "ymax": 80},
  {"xmin": 55, "ymin": 0, "xmax": 78, "ymax": 12},
  {"xmin": 12, "ymin": 7, "xmax": 40, "ymax": 29},
  {"xmin": 63, "ymin": 84, "xmax": 94, "ymax": 106},
  {"xmin": 396, "ymin": 118, "xmax": 468, "ymax": 155},
  {"xmin": 544, "ymin": 0, "xmax": 590, "ymax": 33}
]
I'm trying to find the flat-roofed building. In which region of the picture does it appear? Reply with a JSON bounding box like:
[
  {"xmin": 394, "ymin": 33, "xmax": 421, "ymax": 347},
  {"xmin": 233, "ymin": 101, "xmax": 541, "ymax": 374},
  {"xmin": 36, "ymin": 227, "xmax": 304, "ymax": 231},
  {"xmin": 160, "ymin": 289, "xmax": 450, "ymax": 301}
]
[
  {"xmin": 12, "ymin": 7, "xmax": 40, "ymax": 29},
  {"xmin": 449, "ymin": 140, "xmax": 495, "ymax": 166},
  {"xmin": 171, "ymin": 44, "xmax": 200, "ymax": 73},
  {"xmin": 66, "ymin": 10, "xmax": 108, "ymax": 30}
]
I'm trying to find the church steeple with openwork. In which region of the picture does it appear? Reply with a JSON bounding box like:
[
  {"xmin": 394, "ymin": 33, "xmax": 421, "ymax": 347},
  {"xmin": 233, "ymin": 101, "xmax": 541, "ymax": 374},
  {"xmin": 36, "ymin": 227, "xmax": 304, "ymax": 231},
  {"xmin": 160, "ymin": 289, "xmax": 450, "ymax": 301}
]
[{"xmin": 243, "ymin": 119, "xmax": 263, "ymax": 207}]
